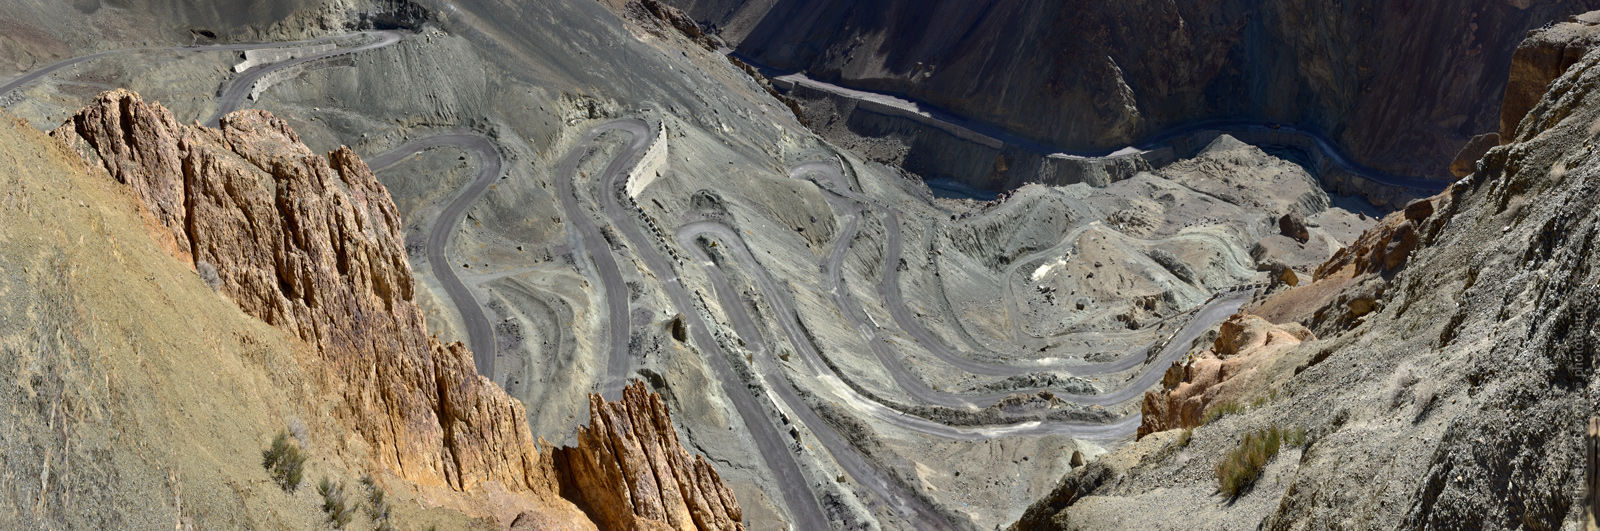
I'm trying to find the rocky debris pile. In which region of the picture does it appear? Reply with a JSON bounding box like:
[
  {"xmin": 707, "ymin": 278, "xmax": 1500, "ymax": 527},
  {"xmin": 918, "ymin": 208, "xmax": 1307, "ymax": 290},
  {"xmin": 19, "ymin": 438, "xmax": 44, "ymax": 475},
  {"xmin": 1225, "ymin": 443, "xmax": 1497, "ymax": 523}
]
[
  {"xmin": 1136, "ymin": 314, "xmax": 1313, "ymax": 439},
  {"xmin": 49, "ymin": 90, "xmax": 743, "ymax": 527},
  {"xmin": 552, "ymin": 380, "xmax": 745, "ymax": 531}
]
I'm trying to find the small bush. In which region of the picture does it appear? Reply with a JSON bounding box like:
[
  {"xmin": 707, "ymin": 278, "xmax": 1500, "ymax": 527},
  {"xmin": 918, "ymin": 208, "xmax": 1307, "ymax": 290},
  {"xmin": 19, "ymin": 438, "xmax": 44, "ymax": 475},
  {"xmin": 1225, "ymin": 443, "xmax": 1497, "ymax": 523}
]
[
  {"xmin": 1177, "ymin": 428, "xmax": 1193, "ymax": 448},
  {"xmin": 1201, "ymin": 401, "xmax": 1246, "ymax": 425},
  {"xmin": 261, "ymin": 431, "xmax": 307, "ymax": 492},
  {"xmin": 196, "ymin": 260, "xmax": 222, "ymax": 291},
  {"xmin": 1412, "ymin": 381, "xmax": 1438, "ymax": 423},
  {"xmin": 360, "ymin": 474, "xmax": 395, "ymax": 531},
  {"xmin": 1215, "ymin": 425, "xmax": 1308, "ymax": 497},
  {"xmin": 1388, "ymin": 367, "xmax": 1420, "ymax": 409},
  {"xmin": 318, "ymin": 478, "xmax": 359, "ymax": 528}
]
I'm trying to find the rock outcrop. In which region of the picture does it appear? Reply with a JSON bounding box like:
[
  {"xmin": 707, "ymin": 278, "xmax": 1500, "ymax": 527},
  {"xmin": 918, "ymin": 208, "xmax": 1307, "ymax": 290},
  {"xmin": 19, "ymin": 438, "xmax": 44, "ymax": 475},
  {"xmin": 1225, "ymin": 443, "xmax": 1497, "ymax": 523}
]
[
  {"xmin": 553, "ymin": 381, "xmax": 745, "ymax": 531},
  {"xmin": 50, "ymin": 90, "xmax": 742, "ymax": 529},
  {"xmin": 54, "ymin": 89, "xmax": 546, "ymax": 495},
  {"xmin": 1499, "ymin": 12, "xmax": 1600, "ymax": 140},
  {"xmin": 1137, "ymin": 314, "xmax": 1313, "ymax": 439},
  {"xmin": 1449, "ymin": 132, "xmax": 1500, "ymax": 177},
  {"xmin": 1314, "ymin": 195, "xmax": 1440, "ymax": 281}
]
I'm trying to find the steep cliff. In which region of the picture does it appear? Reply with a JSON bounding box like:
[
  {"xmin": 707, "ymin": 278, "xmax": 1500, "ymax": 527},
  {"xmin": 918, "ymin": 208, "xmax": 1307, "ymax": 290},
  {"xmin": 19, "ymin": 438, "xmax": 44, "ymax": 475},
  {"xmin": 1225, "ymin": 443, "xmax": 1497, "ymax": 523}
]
[
  {"xmin": 1500, "ymin": 12, "xmax": 1600, "ymax": 141},
  {"xmin": 669, "ymin": 0, "xmax": 1600, "ymax": 179},
  {"xmin": 54, "ymin": 89, "xmax": 551, "ymax": 496},
  {"xmin": 43, "ymin": 90, "xmax": 744, "ymax": 529}
]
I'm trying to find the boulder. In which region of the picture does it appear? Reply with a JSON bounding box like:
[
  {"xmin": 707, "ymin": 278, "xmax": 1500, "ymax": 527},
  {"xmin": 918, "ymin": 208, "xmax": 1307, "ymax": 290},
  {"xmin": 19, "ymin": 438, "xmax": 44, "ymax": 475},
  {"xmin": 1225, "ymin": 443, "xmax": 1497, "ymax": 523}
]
[
  {"xmin": 1279, "ymin": 212, "xmax": 1311, "ymax": 243},
  {"xmin": 1347, "ymin": 297, "xmax": 1379, "ymax": 317},
  {"xmin": 1404, "ymin": 198, "xmax": 1436, "ymax": 222},
  {"xmin": 1449, "ymin": 133, "xmax": 1499, "ymax": 177},
  {"xmin": 1382, "ymin": 221, "xmax": 1419, "ymax": 271}
]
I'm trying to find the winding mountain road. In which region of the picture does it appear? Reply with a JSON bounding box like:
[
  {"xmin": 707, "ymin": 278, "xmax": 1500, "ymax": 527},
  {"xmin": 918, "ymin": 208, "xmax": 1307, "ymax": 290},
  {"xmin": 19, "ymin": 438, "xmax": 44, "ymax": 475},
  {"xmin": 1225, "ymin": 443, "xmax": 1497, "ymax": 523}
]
[
  {"xmin": 1, "ymin": 31, "xmax": 403, "ymax": 127},
  {"xmin": 795, "ymin": 159, "xmax": 1251, "ymax": 407},
  {"xmin": 1, "ymin": 34, "xmax": 343, "ymax": 97},
  {"xmin": 205, "ymin": 31, "xmax": 403, "ymax": 126},
  {"xmin": 575, "ymin": 119, "xmax": 833, "ymax": 530},
  {"xmin": 8, "ymin": 30, "xmax": 1279, "ymax": 528},
  {"xmin": 368, "ymin": 132, "xmax": 501, "ymax": 377}
]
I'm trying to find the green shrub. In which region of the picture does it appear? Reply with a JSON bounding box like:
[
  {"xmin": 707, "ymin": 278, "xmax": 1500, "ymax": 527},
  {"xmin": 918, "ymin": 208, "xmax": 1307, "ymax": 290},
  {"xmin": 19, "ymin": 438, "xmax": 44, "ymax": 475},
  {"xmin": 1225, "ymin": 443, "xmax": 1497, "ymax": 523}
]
[
  {"xmin": 1215, "ymin": 425, "xmax": 1308, "ymax": 497},
  {"xmin": 261, "ymin": 431, "xmax": 306, "ymax": 492},
  {"xmin": 360, "ymin": 474, "xmax": 395, "ymax": 531},
  {"xmin": 317, "ymin": 478, "xmax": 359, "ymax": 528},
  {"xmin": 1200, "ymin": 401, "xmax": 1246, "ymax": 425}
]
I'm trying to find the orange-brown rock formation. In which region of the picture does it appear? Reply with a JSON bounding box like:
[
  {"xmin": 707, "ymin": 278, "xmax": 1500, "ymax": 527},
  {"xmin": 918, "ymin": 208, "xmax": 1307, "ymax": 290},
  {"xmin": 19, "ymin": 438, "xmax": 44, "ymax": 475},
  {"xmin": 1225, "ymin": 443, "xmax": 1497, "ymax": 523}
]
[
  {"xmin": 51, "ymin": 90, "xmax": 742, "ymax": 529},
  {"xmin": 553, "ymin": 381, "xmax": 745, "ymax": 531},
  {"xmin": 1244, "ymin": 189, "xmax": 1451, "ymax": 335},
  {"xmin": 1137, "ymin": 314, "xmax": 1313, "ymax": 439},
  {"xmin": 54, "ymin": 89, "xmax": 543, "ymax": 495},
  {"xmin": 1500, "ymin": 12, "xmax": 1600, "ymax": 141}
]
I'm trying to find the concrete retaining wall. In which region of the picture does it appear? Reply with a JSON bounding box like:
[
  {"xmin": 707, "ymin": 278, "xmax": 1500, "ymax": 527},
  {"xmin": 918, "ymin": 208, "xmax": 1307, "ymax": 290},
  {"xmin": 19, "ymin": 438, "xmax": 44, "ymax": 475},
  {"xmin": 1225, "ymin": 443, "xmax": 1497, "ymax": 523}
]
[
  {"xmin": 625, "ymin": 123, "xmax": 669, "ymax": 198},
  {"xmin": 233, "ymin": 44, "xmax": 336, "ymax": 73},
  {"xmin": 248, "ymin": 54, "xmax": 355, "ymax": 101}
]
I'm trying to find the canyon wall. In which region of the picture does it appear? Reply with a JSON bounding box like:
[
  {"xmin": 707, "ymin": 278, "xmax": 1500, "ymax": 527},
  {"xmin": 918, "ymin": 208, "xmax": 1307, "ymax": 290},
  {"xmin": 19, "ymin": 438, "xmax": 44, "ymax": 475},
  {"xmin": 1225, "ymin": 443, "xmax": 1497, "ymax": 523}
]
[{"xmin": 669, "ymin": 0, "xmax": 1600, "ymax": 179}]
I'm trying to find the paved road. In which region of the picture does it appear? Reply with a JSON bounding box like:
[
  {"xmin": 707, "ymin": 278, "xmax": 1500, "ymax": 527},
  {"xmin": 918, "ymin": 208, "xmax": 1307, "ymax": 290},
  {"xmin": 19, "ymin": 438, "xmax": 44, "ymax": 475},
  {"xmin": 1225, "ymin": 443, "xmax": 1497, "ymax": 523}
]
[
  {"xmin": 678, "ymin": 221, "xmax": 961, "ymax": 529},
  {"xmin": 206, "ymin": 31, "xmax": 403, "ymax": 126},
  {"xmin": 795, "ymin": 159, "xmax": 1250, "ymax": 410},
  {"xmin": 0, "ymin": 34, "xmax": 357, "ymax": 97},
  {"xmin": 575, "ymin": 120, "xmax": 833, "ymax": 530},
  {"xmin": 676, "ymin": 210, "xmax": 1247, "ymax": 422},
  {"xmin": 555, "ymin": 124, "xmax": 644, "ymax": 401},
  {"xmin": 368, "ymin": 132, "xmax": 501, "ymax": 378}
]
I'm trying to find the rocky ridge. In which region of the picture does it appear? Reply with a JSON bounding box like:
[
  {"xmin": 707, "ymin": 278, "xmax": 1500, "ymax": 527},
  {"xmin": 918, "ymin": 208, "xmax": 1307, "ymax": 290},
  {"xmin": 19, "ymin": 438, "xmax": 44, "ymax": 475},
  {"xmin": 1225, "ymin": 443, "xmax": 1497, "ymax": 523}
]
[
  {"xmin": 49, "ymin": 89, "xmax": 742, "ymax": 529},
  {"xmin": 1014, "ymin": 11, "xmax": 1600, "ymax": 527}
]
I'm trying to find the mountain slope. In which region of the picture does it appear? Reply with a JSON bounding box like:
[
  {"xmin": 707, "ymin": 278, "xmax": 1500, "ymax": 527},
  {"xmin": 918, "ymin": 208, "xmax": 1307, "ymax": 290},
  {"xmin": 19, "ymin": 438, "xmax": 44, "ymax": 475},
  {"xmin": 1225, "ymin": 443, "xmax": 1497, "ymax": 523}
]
[{"xmin": 1014, "ymin": 19, "xmax": 1600, "ymax": 529}]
